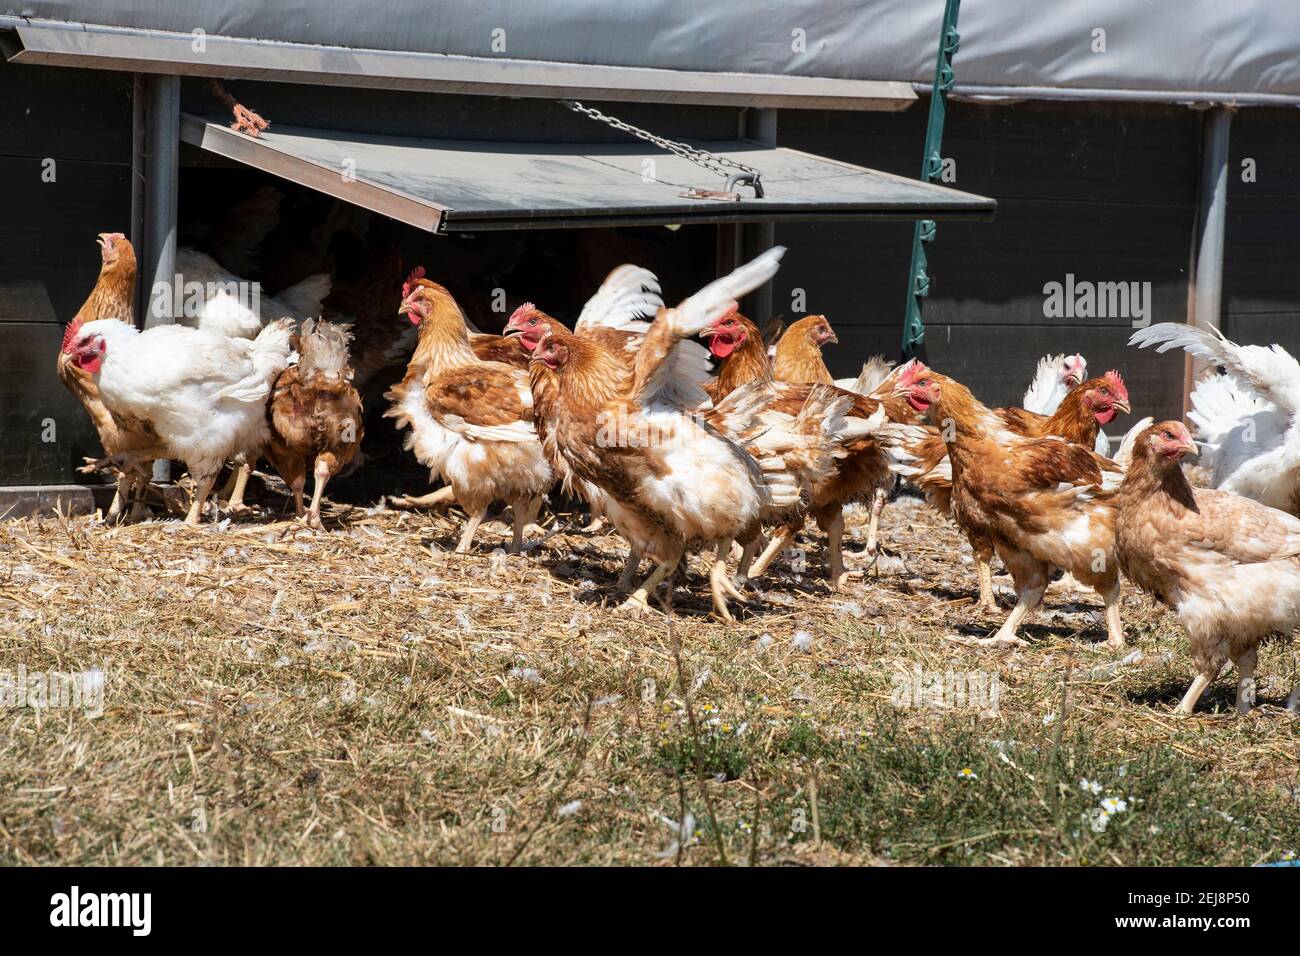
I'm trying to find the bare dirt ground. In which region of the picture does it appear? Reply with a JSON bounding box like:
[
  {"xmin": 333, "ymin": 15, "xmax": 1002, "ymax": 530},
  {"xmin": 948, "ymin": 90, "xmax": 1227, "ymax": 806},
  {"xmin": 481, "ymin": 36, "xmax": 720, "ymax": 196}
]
[{"xmin": 1, "ymin": 489, "xmax": 1297, "ymax": 865}]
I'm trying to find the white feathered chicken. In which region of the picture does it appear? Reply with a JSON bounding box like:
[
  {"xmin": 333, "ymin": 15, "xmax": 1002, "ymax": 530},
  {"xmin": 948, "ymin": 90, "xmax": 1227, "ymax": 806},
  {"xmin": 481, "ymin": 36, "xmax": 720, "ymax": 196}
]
[
  {"xmin": 60, "ymin": 317, "xmax": 294, "ymax": 524},
  {"xmin": 1020, "ymin": 352, "xmax": 1111, "ymax": 456},
  {"xmin": 1130, "ymin": 322, "xmax": 1300, "ymax": 514},
  {"xmin": 175, "ymin": 247, "xmax": 330, "ymax": 340},
  {"xmin": 834, "ymin": 355, "xmax": 896, "ymax": 395},
  {"xmin": 1021, "ymin": 353, "xmax": 1087, "ymax": 414}
]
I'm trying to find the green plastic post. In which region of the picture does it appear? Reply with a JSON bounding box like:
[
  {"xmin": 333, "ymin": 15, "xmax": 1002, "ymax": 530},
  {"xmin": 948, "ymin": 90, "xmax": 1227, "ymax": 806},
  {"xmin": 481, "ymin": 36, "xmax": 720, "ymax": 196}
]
[{"xmin": 901, "ymin": 0, "xmax": 961, "ymax": 358}]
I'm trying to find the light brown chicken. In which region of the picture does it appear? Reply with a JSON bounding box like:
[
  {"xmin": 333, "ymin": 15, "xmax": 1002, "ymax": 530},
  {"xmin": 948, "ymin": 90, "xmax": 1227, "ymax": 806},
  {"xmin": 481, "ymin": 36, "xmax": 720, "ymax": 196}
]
[
  {"xmin": 57, "ymin": 232, "xmax": 158, "ymax": 519},
  {"xmin": 772, "ymin": 314, "xmax": 837, "ymax": 385},
  {"xmin": 908, "ymin": 370, "xmax": 1132, "ymax": 608},
  {"xmin": 264, "ymin": 320, "xmax": 364, "ymax": 527},
  {"xmin": 703, "ymin": 310, "xmax": 923, "ymax": 589},
  {"xmin": 1115, "ymin": 420, "xmax": 1300, "ymax": 715},
  {"xmin": 385, "ymin": 275, "xmax": 552, "ymax": 553},
  {"xmin": 897, "ymin": 363, "xmax": 1137, "ymax": 648}
]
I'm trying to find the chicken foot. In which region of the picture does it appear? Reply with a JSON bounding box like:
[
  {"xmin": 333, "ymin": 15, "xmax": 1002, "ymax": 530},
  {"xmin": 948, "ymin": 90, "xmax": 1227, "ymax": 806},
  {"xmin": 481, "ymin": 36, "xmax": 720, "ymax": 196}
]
[
  {"xmin": 708, "ymin": 540, "xmax": 747, "ymax": 622},
  {"xmin": 620, "ymin": 551, "xmax": 682, "ymax": 616},
  {"xmin": 184, "ymin": 472, "xmax": 219, "ymax": 525},
  {"xmin": 390, "ymin": 486, "xmax": 455, "ymax": 510},
  {"xmin": 1175, "ymin": 669, "xmax": 1217, "ymax": 716},
  {"xmin": 221, "ymin": 459, "xmax": 253, "ymax": 512},
  {"xmin": 745, "ymin": 526, "xmax": 795, "ymax": 581}
]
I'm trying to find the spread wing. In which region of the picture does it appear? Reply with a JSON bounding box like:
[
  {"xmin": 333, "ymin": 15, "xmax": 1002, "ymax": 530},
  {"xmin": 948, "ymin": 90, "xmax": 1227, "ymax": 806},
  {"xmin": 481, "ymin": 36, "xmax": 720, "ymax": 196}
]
[
  {"xmin": 1131, "ymin": 322, "xmax": 1300, "ymax": 418},
  {"xmin": 633, "ymin": 247, "xmax": 785, "ymax": 405},
  {"xmin": 575, "ymin": 264, "xmax": 663, "ymax": 334}
]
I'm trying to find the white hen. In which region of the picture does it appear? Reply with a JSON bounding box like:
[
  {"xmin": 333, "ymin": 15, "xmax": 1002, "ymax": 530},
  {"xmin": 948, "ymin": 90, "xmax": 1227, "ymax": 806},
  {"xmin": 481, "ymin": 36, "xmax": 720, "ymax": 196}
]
[
  {"xmin": 1021, "ymin": 352, "xmax": 1110, "ymax": 455},
  {"xmin": 1130, "ymin": 322, "xmax": 1300, "ymax": 514},
  {"xmin": 60, "ymin": 318, "xmax": 294, "ymax": 524},
  {"xmin": 174, "ymin": 247, "xmax": 331, "ymax": 339}
]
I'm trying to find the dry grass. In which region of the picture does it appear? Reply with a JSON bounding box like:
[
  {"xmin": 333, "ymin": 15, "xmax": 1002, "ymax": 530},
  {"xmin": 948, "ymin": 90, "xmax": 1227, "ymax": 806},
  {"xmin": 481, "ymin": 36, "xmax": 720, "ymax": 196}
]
[{"xmin": 1, "ymin": 490, "xmax": 1298, "ymax": 866}]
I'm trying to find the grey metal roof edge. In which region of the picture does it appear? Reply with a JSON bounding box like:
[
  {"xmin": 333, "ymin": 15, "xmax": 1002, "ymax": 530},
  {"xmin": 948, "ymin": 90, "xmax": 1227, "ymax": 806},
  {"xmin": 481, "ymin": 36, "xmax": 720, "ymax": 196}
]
[
  {"xmin": 178, "ymin": 113, "xmax": 448, "ymax": 233},
  {"xmin": 932, "ymin": 82, "xmax": 1300, "ymax": 109},
  {"xmin": 1, "ymin": 16, "xmax": 916, "ymax": 111}
]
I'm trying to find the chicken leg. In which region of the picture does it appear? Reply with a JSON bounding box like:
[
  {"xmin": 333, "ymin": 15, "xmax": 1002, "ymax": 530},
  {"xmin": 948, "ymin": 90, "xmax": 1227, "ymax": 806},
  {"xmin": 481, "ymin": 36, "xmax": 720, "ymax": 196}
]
[
  {"xmin": 390, "ymin": 486, "xmax": 455, "ymax": 510},
  {"xmin": 1175, "ymin": 669, "xmax": 1216, "ymax": 716},
  {"xmin": 616, "ymin": 545, "xmax": 644, "ymax": 591},
  {"xmin": 865, "ymin": 485, "xmax": 887, "ymax": 557},
  {"xmin": 975, "ymin": 551, "xmax": 1046, "ymax": 647},
  {"xmin": 287, "ymin": 474, "xmax": 306, "ymax": 519},
  {"xmin": 456, "ymin": 506, "xmax": 489, "ymax": 553},
  {"xmin": 822, "ymin": 509, "xmax": 860, "ymax": 592},
  {"xmin": 708, "ymin": 539, "xmax": 747, "ymax": 621},
  {"xmin": 620, "ymin": 552, "xmax": 681, "ymax": 616},
  {"xmin": 745, "ymin": 526, "xmax": 795, "ymax": 581},
  {"xmin": 223, "ymin": 459, "xmax": 252, "ymax": 511},
  {"xmin": 1102, "ymin": 585, "xmax": 1126, "ymax": 650},
  {"xmin": 976, "ymin": 559, "xmax": 997, "ymax": 610},
  {"xmin": 510, "ymin": 495, "xmax": 542, "ymax": 553},
  {"xmin": 734, "ymin": 535, "xmax": 762, "ymax": 586},
  {"xmin": 307, "ymin": 456, "xmax": 336, "ymax": 528},
  {"xmin": 185, "ymin": 472, "xmax": 219, "ymax": 525},
  {"xmin": 1234, "ymin": 647, "xmax": 1258, "ymax": 715}
]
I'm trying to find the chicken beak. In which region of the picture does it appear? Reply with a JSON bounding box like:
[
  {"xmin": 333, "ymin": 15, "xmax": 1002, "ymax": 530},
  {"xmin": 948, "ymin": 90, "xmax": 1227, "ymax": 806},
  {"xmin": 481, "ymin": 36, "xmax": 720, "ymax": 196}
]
[
  {"xmin": 824, "ymin": 330, "xmax": 839, "ymax": 345},
  {"xmin": 397, "ymin": 301, "xmax": 411, "ymax": 316},
  {"xmin": 1113, "ymin": 399, "xmax": 1131, "ymax": 415},
  {"xmin": 1181, "ymin": 438, "xmax": 1200, "ymax": 458},
  {"xmin": 699, "ymin": 327, "xmax": 719, "ymax": 339}
]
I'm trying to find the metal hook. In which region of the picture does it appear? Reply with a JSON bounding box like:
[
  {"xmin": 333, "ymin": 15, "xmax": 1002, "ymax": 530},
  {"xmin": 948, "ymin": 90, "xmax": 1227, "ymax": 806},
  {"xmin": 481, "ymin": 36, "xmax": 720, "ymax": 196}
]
[{"xmin": 724, "ymin": 172, "xmax": 764, "ymax": 199}]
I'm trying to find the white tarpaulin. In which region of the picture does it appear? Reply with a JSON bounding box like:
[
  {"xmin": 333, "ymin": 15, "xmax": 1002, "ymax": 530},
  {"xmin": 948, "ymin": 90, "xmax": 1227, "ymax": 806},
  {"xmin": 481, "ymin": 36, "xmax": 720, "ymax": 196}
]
[{"xmin": 6, "ymin": 1, "xmax": 1300, "ymax": 105}]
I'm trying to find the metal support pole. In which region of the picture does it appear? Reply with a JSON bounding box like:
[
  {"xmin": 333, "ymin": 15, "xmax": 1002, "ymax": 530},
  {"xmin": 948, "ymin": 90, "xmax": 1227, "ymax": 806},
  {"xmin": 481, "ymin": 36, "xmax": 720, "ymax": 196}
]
[
  {"xmin": 141, "ymin": 74, "xmax": 180, "ymax": 484},
  {"xmin": 1184, "ymin": 107, "xmax": 1232, "ymax": 409},
  {"xmin": 900, "ymin": 0, "xmax": 961, "ymax": 359},
  {"xmin": 130, "ymin": 73, "xmax": 147, "ymax": 327},
  {"xmin": 142, "ymin": 74, "xmax": 180, "ymax": 330},
  {"xmin": 741, "ymin": 108, "xmax": 777, "ymax": 322}
]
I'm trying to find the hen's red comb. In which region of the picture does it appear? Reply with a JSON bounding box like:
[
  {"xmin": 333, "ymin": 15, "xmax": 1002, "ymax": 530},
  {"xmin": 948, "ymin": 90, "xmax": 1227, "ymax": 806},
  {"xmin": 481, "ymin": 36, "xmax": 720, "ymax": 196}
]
[
  {"xmin": 61, "ymin": 318, "xmax": 83, "ymax": 353},
  {"xmin": 1104, "ymin": 369, "xmax": 1128, "ymax": 402},
  {"xmin": 898, "ymin": 360, "xmax": 930, "ymax": 387},
  {"xmin": 507, "ymin": 302, "xmax": 538, "ymax": 327},
  {"xmin": 402, "ymin": 265, "xmax": 426, "ymax": 298}
]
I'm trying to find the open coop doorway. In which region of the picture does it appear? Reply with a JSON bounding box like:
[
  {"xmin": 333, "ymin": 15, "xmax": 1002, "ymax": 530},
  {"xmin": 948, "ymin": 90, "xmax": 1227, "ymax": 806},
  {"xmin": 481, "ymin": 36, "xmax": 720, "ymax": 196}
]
[{"xmin": 175, "ymin": 155, "xmax": 718, "ymax": 516}]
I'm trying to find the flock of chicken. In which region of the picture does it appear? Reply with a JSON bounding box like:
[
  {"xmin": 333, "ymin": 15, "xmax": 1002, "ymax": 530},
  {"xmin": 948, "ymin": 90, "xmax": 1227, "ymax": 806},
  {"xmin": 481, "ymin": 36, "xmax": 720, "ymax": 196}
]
[{"xmin": 54, "ymin": 231, "xmax": 1300, "ymax": 718}]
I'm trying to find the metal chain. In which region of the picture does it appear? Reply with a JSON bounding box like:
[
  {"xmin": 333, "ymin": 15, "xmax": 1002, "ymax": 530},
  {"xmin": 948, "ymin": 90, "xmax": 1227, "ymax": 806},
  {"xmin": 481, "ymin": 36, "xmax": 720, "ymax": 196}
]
[{"xmin": 559, "ymin": 99, "xmax": 762, "ymax": 189}]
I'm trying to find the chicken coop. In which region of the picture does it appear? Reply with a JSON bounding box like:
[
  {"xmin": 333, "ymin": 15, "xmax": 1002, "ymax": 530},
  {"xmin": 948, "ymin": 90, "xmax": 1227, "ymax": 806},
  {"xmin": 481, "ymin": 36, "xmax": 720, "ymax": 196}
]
[{"xmin": 2, "ymin": 1, "xmax": 1299, "ymax": 515}]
